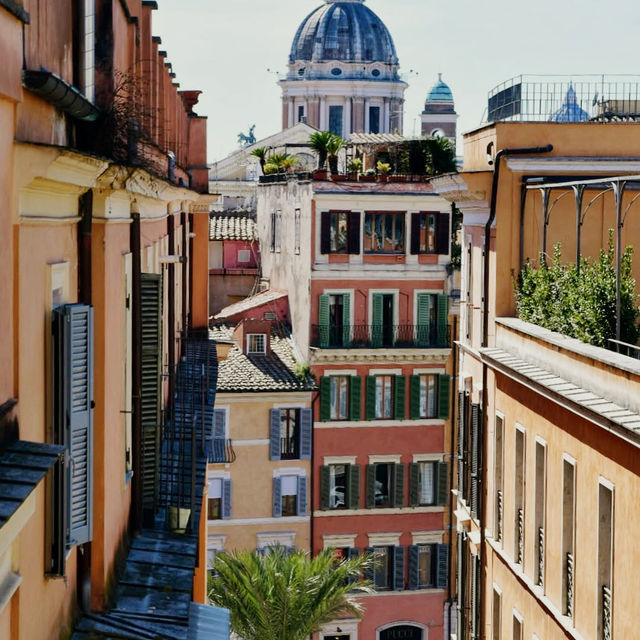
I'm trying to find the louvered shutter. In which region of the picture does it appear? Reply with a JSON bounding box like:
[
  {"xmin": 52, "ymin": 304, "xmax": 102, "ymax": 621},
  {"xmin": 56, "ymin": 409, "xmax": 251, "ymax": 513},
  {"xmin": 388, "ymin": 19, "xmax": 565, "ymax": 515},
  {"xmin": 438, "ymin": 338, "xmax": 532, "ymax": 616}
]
[
  {"xmin": 210, "ymin": 409, "xmax": 226, "ymax": 462},
  {"xmin": 365, "ymin": 376, "xmax": 376, "ymax": 420},
  {"xmin": 348, "ymin": 211, "xmax": 361, "ymax": 254},
  {"xmin": 299, "ymin": 409, "xmax": 312, "ymax": 459},
  {"xmin": 436, "ymin": 212, "xmax": 451, "ymax": 255},
  {"xmin": 393, "ymin": 463, "xmax": 405, "ymax": 508},
  {"xmin": 392, "ymin": 546, "xmax": 405, "ymax": 591},
  {"xmin": 140, "ymin": 274, "xmax": 162, "ymax": 520},
  {"xmin": 371, "ymin": 293, "xmax": 383, "ymax": 347},
  {"xmin": 364, "ymin": 547, "xmax": 375, "ymax": 582},
  {"xmin": 222, "ymin": 479, "xmax": 232, "ymax": 520},
  {"xmin": 349, "ymin": 376, "xmax": 361, "ymax": 421},
  {"xmin": 436, "ymin": 461, "xmax": 449, "ymax": 506},
  {"xmin": 297, "ymin": 476, "xmax": 307, "ymax": 515},
  {"xmin": 409, "ymin": 375, "xmax": 421, "ymax": 419},
  {"xmin": 470, "ymin": 404, "xmax": 479, "ymax": 518},
  {"xmin": 272, "ymin": 477, "xmax": 282, "ymax": 517},
  {"xmin": 393, "ymin": 375, "xmax": 405, "ymax": 420},
  {"xmin": 342, "ymin": 293, "xmax": 351, "ymax": 346},
  {"xmin": 213, "ymin": 409, "xmax": 225, "ymax": 439},
  {"xmin": 348, "ymin": 464, "xmax": 360, "ymax": 509},
  {"xmin": 409, "ymin": 462, "xmax": 420, "ymax": 507},
  {"xmin": 365, "ymin": 464, "xmax": 376, "ymax": 508},
  {"xmin": 457, "ymin": 392, "xmax": 465, "ymax": 495},
  {"xmin": 269, "ymin": 409, "xmax": 281, "ymax": 460},
  {"xmin": 408, "ymin": 545, "xmax": 420, "ymax": 589},
  {"xmin": 55, "ymin": 304, "xmax": 94, "ymax": 547},
  {"xmin": 436, "ymin": 294, "xmax": 449, "ymax": 347},
  {"xmin": 410, "ymin": 213, "xmax": 421, "ymax": 255},
  {"xmin": 319, "ymin": 377, "xmax": 331, "ymax": 421},
  {"xmin": 320, "ymin": 211, "xmax": 331, "ymax": 254},
  {"xmin": 320, "ymin": 466, "xmax": 331, "ymax": 510},
  {"xmin": 436, "ymin": 543, "xmax": 449, "ymax": 589},
  {"xmin": 348, "ymin": 547, "xmax": 359, "ymax": 559},
  {"xmin": 318, "ymin": 294, "xmax": 330, "ymax": 348},
  {"xmin": 416, "ymin": 293, "xmax": 432, "ymax": 346},
  {"xmin": 438, "ymin": 374, "xmax": 451, "ymax": 419}
]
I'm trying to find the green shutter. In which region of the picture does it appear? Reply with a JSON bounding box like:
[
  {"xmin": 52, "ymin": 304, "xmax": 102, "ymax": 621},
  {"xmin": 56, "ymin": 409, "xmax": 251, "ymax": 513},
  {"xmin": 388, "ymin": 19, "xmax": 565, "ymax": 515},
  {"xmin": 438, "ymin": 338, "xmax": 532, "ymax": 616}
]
[
  {"xmin": 438, "ymin": 374, "xmax": 450, "ymax": 419},
  {"xmin": 348, "ymin": 464, "xmax": 360, "ymax": 509},
  {"xmin": 349, "ymin": 376, "xmax": 362, "ymax": 421},
  {"xmin": 140, "ymin": 273, "xmax": 162, "ymax": 522},
  {"xmin": 409, "ymin": 375, "xmax": 421, "ymax": 419},
  {"xmin": 393, "ymin": 375, "xmax": 406, "ymax": 420},
  {"xmin": 365, "ymin": 464, "xmax": 376, "ymax": 508},
  {"xmin": 409, "ymin": 462, "xmax": 420, "ymax": 507},
  {"xmin": 320, "ymin": 376, "xmax": 331, "ymax": 421},
  {"xmin": 318, "ymin": 294, "xmax": 330, "ymax": 347},
  {"xmin": 320, "ymin": 466, "xmax": 331, "ymax": 510},
  {"xmin": 342, "ymin": 293, "xmax": 351, "ymax": 346},
  {"xmin": 436, "ymin": 294, "xmax": 449, "ymax": 347},
  {"xmin": 371, "ymin": 293, "xmax": 383, "ymax": 347},
  {"xmin": 436, "ymin": 461, "xmax": 449, "ymax": 506},
  {"xmin": 365, "ymin": 376, "xmax": 376, "ymax": 420},
  {"xmin": 393, "ymin": 463, "xmax": 405, "ymax": 508},
  {"xmin": 416, "ymin": 293, "xmax": 432, "ymax": 346}
]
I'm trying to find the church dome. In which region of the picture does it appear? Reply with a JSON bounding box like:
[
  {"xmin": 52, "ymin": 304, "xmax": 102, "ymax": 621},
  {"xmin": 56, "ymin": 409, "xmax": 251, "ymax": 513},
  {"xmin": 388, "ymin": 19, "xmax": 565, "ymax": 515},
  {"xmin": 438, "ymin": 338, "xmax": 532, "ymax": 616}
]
[
  {"xmin": 550, "ymin": 85, "xmax": 589, "ymax": 122},
  {"xmin": 290, "ymin": 0, "xmax": 398, "ymax": 64},
  {"xmin": 423, "ymin": 74, "xmax": 455, "ymax": 114}
]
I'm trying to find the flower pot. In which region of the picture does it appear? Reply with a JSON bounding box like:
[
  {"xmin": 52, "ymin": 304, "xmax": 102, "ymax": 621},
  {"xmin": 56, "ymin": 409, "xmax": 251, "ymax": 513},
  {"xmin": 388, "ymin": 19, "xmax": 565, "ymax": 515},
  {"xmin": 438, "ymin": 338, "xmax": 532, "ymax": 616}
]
[
  {"xmin": 359, "ymin": 174, "xmax": 376, "ymax": 182},
  {"xmin": 313, "ymin": 169, "xmax": 328, "ymax": 180}
]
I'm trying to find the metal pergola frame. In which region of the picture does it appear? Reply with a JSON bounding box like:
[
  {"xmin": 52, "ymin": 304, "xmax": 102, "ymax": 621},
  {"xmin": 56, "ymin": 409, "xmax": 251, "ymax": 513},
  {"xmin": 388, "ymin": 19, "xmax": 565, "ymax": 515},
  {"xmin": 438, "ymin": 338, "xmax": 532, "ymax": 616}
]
[{"xmin": 519, "ymin": 174, "xmax": 640, "ymax": 342}]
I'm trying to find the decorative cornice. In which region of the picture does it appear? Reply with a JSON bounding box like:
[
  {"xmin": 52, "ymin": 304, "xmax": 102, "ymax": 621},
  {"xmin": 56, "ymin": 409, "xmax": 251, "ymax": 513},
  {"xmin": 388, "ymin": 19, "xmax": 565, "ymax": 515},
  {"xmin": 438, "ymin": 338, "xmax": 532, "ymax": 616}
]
[{"xmin": 310, "ymin": 348, "xmax": 450, "ymax": 365}]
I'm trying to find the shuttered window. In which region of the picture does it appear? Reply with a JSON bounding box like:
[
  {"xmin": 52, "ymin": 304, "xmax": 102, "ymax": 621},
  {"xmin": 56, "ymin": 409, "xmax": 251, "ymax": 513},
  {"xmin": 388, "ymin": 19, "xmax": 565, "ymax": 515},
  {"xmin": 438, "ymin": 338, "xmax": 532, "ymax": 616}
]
[
  {"xmin": 410, "ymin": 212, "xmax": 450, "ymax": 255},
  {"xmin": 408, "ymin": 543, "xmax": 448, "ymax": 589},
  {"xmin": 409, "ymin": 461, "xmax": 448, "ymax": 507},
  {"xmin": 366, "ymin": 462, "xmax": 404, "ymax": 508},
  {"xmin": 320, "ymin": 463, "xmax": 360, "ymax": 510},
  {"xmin": 416, "ymin": 293, "xmax": 449, "ymax": 347},
  {"xmin": 320, "ymin": 211, "xmax": 360, "ymax": 255},
  {"xmin": 365, "ymin": 375, "xmax": 404, "ymax": 420},
  {"xmin": 273, "ymin": 475, "xmax": 307, "ymax": 517},
  {"xmin": 269, "ymin": 408, "xmax": 312, "ymax": 460},
  {"xmin": 409, "ymin": 374, "xmax": 449, "ymax": 419},
  {"xmin": 207, "ymin": 477, "xmax": 232, "ymax": 521}
]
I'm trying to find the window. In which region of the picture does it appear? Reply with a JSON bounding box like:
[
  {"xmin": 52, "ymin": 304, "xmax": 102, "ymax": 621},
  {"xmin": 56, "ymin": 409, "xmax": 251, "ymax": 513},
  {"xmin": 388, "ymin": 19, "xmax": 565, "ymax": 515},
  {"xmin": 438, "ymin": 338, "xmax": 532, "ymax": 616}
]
[
  {"xmin": 418, "ymin": 461, "xmax": 435, "ymax": 504},
  {"xmin": 372, "ymin": 547, "xmax": 392, "ymax": 589},
  {"xmin": 329, "ymin": 464, "xmax": 347, "ymax": 509},
  {"xmin": 317, "ymin": 293, "xmax": 352, "ymax": 348},
  {"xmin": 494, "ymin": 414, "xmax": 504, "ymax": 542},
  {"xmin": 534, "ymin": 441, "xmax": 546, "ymax": 587},
  {"xmin": 269, "ymin": 408, "xmax": 312, "ymax": 461},
  {"xmin": 320, "ymin": 211, "xmax": 360, "ymax": 255},
  {"xmin": 321, "ymin": 463, "xmax": 360, "ymax": 510},
  {"xmin": 512, "ymin": 613, "xmax": 523, "ymax": 640},
  {"xmin": 410, "ymin": 212, "xmax": 450, "ymax": 255},
  {"xmin": 247, "ymin": 333, "xmax": 266, "ymax": 354},
  {"xmin": 365, "ymin": 374, "xmax": 405, "ymax": 420},
  {"xmin": 320, "ymin": 375, "xmax": 361, "ymax": 421},
  {"xmin": 409, "ymin": 460, "xmax": 448, "ymax": 507},
  {"xmin": 298, "ymin": 105, "xmax": 305, "ymax": 122},
  {"xmin": 273, "ymin": 474, "xmax": 307, "ymax": 517},
  {"xmin": 514, "ymin": 427, "xmax": 525, "ymax": 564},
  {"xmin": 409, "ymin": 373, "xmax": 450, "ymax": 419},
  {"xmin": 417, "ymin": 544, "xmax": 434, "ymax": 587},
  {"xmin": 492, "ymin": 587, "xmax": 502, "ymax": 640},
  {"xmin": 364, "ymin": 212, "xmax": 405, "ymax": 253},
  {"xmin": 597, "ymin": 482, "xmax": 613, "ymax": 640},
  {"xmin": 330, "ymin": 376, "xmax": 349, "ymax": 420},
  {"xmin": 207, "ymin": 476, "xmax": 231, "ymax": 520},
  {"xmin": 375, "ymin": 375, "xmax": 394, "ymax": 419},
  {"xmin": 367, "ymin": 545, "xmax": 406, "ymax": 591},
  {"xmin": 562, "ymin": 458, "xmax": 575, "ymax": 618},
  {"xmin": 275, "ymin": 210, "xmax": 282, "ymax": 251},
  {"xmin": 369, "ymin": 106, "xmax": 381, "ymax": 134},
  {"xmin": 270, "ymin": 210, "xmax": 276, "ymax": 252},
  {"xmin": 371, "ymin": 292, "xmax": 396, "ymax": 347},
  {"xmin": 366, "ymin": 462, "xmax": 404, "ymax": 508},
  {"xmin": 419, "ymin": 375, "xmax": 437, "ymax": 417},
  {"xmin": 329, "ymin": 105, "xmax": 343, "ymax": 137},
  {"xmin": 294, "ymin": 208, "xmax": 301, "ymax": 254}
]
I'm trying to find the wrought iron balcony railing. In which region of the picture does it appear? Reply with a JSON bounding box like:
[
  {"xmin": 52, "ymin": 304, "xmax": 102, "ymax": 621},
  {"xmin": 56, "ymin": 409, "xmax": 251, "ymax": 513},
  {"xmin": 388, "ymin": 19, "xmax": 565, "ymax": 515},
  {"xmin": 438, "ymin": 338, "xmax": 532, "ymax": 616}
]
[
  {"xmin": 566, "ymin": 552, "xmax": 575, "ymax": 617},
  {"xmin": 207, "ymin": 438, "xmax": 236, "ymax": 464},
  {"xmin": 537, "ymin": 527, "xmax": 545, "ymax": 587},
  {"xmin": 496, "ymin": 490, "xmax": 503, "ymax": 543},
  {"xmin": 602, "ymin": 585, "xmax": 612, "ymax": 640},
  {"xmin": 280, "ymin": 436, "xmax": 299, "ymax": 460},
  {"xmin": 311, "ymin": 324, "xmax": 451, "ymax": 349}
]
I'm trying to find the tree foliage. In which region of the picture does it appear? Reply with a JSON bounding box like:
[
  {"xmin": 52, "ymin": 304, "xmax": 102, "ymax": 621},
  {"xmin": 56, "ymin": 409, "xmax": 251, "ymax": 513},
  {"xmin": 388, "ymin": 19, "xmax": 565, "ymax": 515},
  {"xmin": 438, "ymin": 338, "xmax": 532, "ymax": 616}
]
[
  {"xmin": 397, "ymin": 136, "xmax": 457, "ymax": 176},
  {"xmin": 208, "ymin": 547, "xmax": 372, "ymax": 640},
  {"xmin": 515, "ymin": 233, "xmax": 640, "ymax": 348}
]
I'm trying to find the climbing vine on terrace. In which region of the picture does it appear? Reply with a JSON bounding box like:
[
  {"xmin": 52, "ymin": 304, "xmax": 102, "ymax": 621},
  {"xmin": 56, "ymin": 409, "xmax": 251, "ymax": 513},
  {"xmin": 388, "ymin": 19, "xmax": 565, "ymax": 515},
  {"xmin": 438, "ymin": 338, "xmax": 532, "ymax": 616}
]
[{"xmin": 515, "ymin": 232, "xmax": 640, "ymax": 348}]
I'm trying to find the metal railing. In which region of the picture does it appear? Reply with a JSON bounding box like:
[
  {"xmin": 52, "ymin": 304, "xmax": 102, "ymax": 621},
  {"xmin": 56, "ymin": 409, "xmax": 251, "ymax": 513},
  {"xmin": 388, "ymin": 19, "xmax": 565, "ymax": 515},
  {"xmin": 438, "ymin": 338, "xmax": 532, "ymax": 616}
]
[
  {"xmin": 602, "ymin": 585, "xmax": 612, "ymax": 640},
  {"xmin": 311, "ymin": 324, "xmax": 451, "ymax": 349},
  {"xmin": 207, "ymin": 438, "xmax": 236, "ymax": 464},
  {"xmin": 485, "ymin": 74, "xmax": 640, "ymax": 124},
  {"xmin": 566, "ymin": 552, "xmax": 575, "ymax": 617},
  {"xmin": 516, "ymin": 508, "xmax": 524, "ymax": 565},
  {"xmin": 608, "ymin": 338, "xmax": 640, "ymax": 360},
  {"xmin": 496, "ymin": 490, "xmax": 503, "ymax": 542},
  {"xmin": 280, "ymin": 436, "xmax": 299, "ymax": 460},
  {"xmin": 537, "ymin": 527, "xmax": 545, "ymax": 587}
]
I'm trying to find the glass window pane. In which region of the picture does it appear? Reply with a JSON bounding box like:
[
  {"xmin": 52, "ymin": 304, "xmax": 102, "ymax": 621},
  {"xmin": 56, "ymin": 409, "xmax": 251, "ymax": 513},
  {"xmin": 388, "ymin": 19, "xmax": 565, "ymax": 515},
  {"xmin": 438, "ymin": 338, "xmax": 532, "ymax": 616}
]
[
  {"xmin": 330, "ymin": 464, "xmax": 347, "ymax": 508},
  {"xmin": 418, "ymin": 545, "xmax": 433, "ymax": 587},
  {"xmin": 375, "ymin": 463, "xmax": 391, "ymax": 506},
  {"xmin": 419, "ymin": 462, "xmax": 434, "ymax": 504}
]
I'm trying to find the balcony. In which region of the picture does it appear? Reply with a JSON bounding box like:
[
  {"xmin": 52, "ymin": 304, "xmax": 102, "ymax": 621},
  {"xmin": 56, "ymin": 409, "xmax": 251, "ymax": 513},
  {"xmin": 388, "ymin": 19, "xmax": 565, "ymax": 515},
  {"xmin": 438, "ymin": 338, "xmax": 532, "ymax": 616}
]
[
  {"xmin": 207, "ymin": 438, "xmax": 236, "ymax": 464},
  {"xmin": 280, "ymin": 436, "xmax": 299, "ymax": 461},
  {"xmin": 310, "ymin": 324, "xmax": 451, "ymax": 349}
]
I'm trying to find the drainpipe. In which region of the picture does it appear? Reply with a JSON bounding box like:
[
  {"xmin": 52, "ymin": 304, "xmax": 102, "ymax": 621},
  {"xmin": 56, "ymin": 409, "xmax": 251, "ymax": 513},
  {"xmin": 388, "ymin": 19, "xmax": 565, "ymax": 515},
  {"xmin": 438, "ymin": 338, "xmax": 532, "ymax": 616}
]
[
  {"xmin": 447, "ymin": 315, "xmax": 458, "ymax": 638},
  {"xmin": 188, "ymin": 212, "xmax": 194, "ymax": 332},
  {"xmin": 168, "ymin": 214, "xmax": 176, "ymax": 410},
  {"xmin": 480, "ymin": 144, "xmax": 552, "ymax": 638},
  {"xmin": 310, "ymin": 387, "xmax": 321, "ymax": 557}
]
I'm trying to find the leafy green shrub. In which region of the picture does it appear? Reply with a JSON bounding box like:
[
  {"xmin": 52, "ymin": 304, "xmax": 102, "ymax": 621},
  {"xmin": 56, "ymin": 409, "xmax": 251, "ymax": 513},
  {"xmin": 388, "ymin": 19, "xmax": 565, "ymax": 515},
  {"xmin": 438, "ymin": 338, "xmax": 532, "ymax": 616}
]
[{"xmin": 515, "ymin": 233, "xmax": 640, "ymax": 348}]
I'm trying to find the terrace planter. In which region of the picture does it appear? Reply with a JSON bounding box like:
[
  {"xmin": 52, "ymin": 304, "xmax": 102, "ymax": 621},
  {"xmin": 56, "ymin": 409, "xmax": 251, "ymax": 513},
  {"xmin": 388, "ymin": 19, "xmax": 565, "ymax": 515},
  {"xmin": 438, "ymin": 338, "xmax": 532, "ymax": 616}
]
[
  {"xmin": 359, "ymin": 174, "xmax": 376, "ymax": 182},
  {"xmin": 331, "ymin": 174, "xmax": 348, "ymax": 182},
  {"xmin": 313, "ymin": 169, "xmax": 328, "ymax": 180}
]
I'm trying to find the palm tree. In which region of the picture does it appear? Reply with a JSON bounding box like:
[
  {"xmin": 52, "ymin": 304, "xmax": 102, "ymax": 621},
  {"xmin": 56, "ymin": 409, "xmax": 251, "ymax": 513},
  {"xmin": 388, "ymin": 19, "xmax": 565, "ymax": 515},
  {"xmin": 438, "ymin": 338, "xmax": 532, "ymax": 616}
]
[
  {"xmin": 208, "ymin": 547, "xmax": 372, "ymax": 640},
  {"xmin": 308, "ymin": 131, "xmax": 335, "ymax": 170},
  {"xmin": 425, "ymin": 136, "xmax": 457, "ymax": 175},
  {"xmin": 326, "ymin": 134, "xmax": 345, "ymax": 174},
  {"xmin": 250, "ymin": 147, "xmax": 269, "ymax": 172}
]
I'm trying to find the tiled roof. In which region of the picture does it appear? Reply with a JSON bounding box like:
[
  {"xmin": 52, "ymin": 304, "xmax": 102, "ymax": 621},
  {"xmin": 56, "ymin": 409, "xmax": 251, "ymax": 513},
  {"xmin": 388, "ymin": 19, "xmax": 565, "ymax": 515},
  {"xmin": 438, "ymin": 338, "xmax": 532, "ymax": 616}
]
[
  {"xmin": 214, "ymin": 289, "xmax": 287, "ymax": 321},
  {"xmin": 349, "ymin": 133, "xmax": 406, "ymax": 144},
  {"xmin": 209, "ymin": 214, "xmax": 257, "ymax": 241},
  {"xmin": 211, "ymin": 325, "xmax": 315, "ymax": 393}
]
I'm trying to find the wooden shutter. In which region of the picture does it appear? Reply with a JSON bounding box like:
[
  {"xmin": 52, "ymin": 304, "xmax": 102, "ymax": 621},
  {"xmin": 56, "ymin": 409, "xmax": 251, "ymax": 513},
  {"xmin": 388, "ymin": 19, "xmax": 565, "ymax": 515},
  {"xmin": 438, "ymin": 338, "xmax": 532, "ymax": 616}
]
[
  {"xmin": 269, "ymin": 409, "xmax": 281, "ymax": 460},
  {"xmin": 393, "ymin": 463, "xmax": 405, "ymax": 508},
  {"xmin": 436, "ymin": 543, "xmax": 449, "ymax": 589},
  {"xmin": 438, "ymin": 374, "xmax": 450, "ymax": 419},
  {"xmin": 342, "ymin": 293, "xmax": 351, "ymax": 346},
  {"xmin": 54, "ymin": 304, "xmax": 94, "ymax": 548},
  {"xmin": 393, "ymin": 375, "xmax": 406, "ymax": 420},
  {"xmin": 470, "ymin": 403, "xmax": 479, "ymax": 518},
  {"xmin": 365, "ymin": 376, "xmax": 376, "ymax": 420},
  {"xmin": 320, "ymin": 211, "xmax": 331, "ymax": 254},
  {"xmin": 371, "ymin": 294, "xmax": 383, "ymax": 347},
  {"xmin": 436, "ymin": 461, "xmax": 449, "ymax": 506},
  {"xmin": 410, "ymin": 213, "xmax": 421, "ymax": 255},
  {"xmin": 365, "ymin": 464, "xmax": 376, "ymax": 508},
  {"xmin": 222, "ymin": 479, "xmax": 232, "ymax": 520},
  {"xmin": 349, "ymin": 376, "xmax": 362, "ymax": 421},
  {"xmin": 320, "ymin": 466, "xmax": 331, "ymax": 510},
  {"xmin": 436, "ymin": 294, "xmax": 449, "ymax": 347},
  {"xmin": 140, "ymin": 273, "xmax": 162, "ymax": 521},
  {"xmin": 318, "ymin": 294, "xmax": 330, "ymax": 348},
  {"xmin": 348, "ymin": 464, "xmax": 360, "ymax": 509},
  {"xmin": 364, "ymin": 547, "xmax": 375, "ymax": 582},
  {"xmin": 348, "ymin": 211, "xmax": 360, "ymax": 254},
  {"xmin": 272, "ymin": 477, "xmax": 282, "ymax": 517},
  {"xmin": 457, "ymin": 392, "xmax": 465, "ymax": 496},
  {"xmin": 408, "ymin": 545, "xmax": 420, "ymax": 589},
  {"xmin": 299, "ymin": 409, "xmax": 312, "ymax": 459},
  {"xmin": 319, "ymin": 376, "xmax": 331, "ymax": 421},
  {"xmin": 297, "ymin": 476, "xmax": 307, "ymax": 515},
  {"xmin": 392, "ymin": 546, "xmax": 405, "ymax": 591},
  {"xmin": 416, "ymin": 293, "xmax": 432, "ymax": 346},
  {"xmin": 436, "ymin": 212, "xmax": 450, "ymax": 255},
  {"xmin": 409, "ymin": 462, "xmax": 420, "ymax": 507},
  {"xmin": 213, "ymin": 409, "xmax": 225, "ymax": 439},
  {"xmin": 409, "ymin": 375, "xmax": 421, "ymax": 419}
]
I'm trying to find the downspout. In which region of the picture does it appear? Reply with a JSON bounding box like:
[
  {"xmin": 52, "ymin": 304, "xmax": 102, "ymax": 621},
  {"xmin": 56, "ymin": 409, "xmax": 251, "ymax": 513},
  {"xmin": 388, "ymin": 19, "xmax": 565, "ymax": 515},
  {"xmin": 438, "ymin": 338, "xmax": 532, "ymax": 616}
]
[
  {"xmin": 188, "ymin": 212, "xmax": 194, "ymax": 332},
  {"xmin": 480, "ymin": 144, "xmax": 552, "ymax": 637},
  {"xmin": 168, "ymin": 214, "xmax": 176, "ymax": 412},
  {"xmin": 447, "ymin": 314, "xmax": 458, "ymax": 637},
  {"xmin": 310, "ymin": 387, "xmax": 321, "ymax": 557}
]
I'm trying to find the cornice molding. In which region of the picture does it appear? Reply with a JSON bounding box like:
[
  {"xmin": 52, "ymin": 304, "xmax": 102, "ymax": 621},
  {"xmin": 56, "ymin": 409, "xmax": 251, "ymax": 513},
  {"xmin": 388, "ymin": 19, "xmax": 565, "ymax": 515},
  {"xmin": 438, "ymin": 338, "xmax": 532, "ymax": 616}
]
[{"xmin": 310, "ymin": 348, "xmax": 451, "ymax": 365}]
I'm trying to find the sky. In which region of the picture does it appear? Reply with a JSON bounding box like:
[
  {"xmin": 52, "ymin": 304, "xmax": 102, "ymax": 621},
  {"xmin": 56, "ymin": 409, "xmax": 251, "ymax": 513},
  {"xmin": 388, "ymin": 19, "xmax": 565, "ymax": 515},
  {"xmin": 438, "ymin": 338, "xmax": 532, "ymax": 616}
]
[{"xmin": 153, "ymin": 0, "xmax": 640, "ymax": 162}]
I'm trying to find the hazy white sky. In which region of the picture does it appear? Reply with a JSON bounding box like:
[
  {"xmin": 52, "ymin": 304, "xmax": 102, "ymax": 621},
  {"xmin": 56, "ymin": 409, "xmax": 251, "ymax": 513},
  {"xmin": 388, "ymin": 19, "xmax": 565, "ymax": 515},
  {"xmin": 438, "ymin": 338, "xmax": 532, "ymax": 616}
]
[{"xmin": 153, "ymin": 0, "xmax": 640, "ymax": 162}]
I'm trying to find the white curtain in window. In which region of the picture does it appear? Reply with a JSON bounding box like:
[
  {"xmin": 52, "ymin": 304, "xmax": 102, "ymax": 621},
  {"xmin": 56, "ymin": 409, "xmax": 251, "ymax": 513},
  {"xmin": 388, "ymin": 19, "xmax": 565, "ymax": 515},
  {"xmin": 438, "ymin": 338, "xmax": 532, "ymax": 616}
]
[
  {"xmin": 419, "ymin": 463, "xmax": 434, "ymax": 504},
  {"xmin": 281, "ymin": 475, "xmax": 298, "ymax": 496}
]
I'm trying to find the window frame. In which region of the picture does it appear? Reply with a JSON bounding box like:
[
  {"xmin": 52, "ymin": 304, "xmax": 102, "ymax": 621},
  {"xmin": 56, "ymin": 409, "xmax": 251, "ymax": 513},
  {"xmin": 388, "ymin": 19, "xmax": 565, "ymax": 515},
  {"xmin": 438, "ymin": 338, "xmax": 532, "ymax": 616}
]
[
  {"xmin": 414, "ymin": 212, "xmax": 437, "ymax": 254},
  {"xmin": 374, "ymin": 375, "xmax": 394, "ymax": 419},
  {"xmin": 330, "ymin": 375, "xmax": 350, "ymax": 421},
  {"xmin": 328, "ymin": 463, "xmax": 349, "ymax": 510},
  {"xmin": 364, "ymin": 211, "xmax": 406, "ymax": 254},
  {"xmin": 417, "ymin": 460, "xmax": 437, "ymax": 506},
  {"xmin": 418, "ymin": 374, "xmax": 438, "ymax": 419},
  {"xmin": 373, "ymin": 461, "xmax": 394, "ymax": 508},
  {"xmin": 372, "ymin": 546, "xmax": 393, "ymax": 590},
  {"xmin": 279, "ymin": 408, "xmax": 301, "ymax": 460},
  {"xmin": 246, "ymin": 333, "xmax": 266, "ymax": 354},
  {"xmin": 207, "ymin": 478, "xmax": 223, "ymax": 521},
  {"xmin": 416, "ymin": 543, "xmax": 436, "ymax": 588}
]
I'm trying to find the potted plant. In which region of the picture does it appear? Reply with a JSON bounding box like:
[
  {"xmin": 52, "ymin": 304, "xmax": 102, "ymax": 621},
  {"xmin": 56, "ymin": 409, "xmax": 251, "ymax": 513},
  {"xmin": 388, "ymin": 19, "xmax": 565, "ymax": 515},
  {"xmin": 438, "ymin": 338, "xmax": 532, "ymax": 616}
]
[
  {"xmin": 347, "ymin": 157, "xmax": 362, "ymax": 180},
  {"xmin": 326, "ymin": 134, "xmax": 345, "ymax": 175},
  {"xmin": 308, "ymin": 131, "xmax": 334, "ymax": 172},
  {"xmin": 360, "ymin": 169, "xmax": 376, "ymax": 182},
  {"xmin": 376, "ymin": 161, "xmax": 391, "ymax": 182}
]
